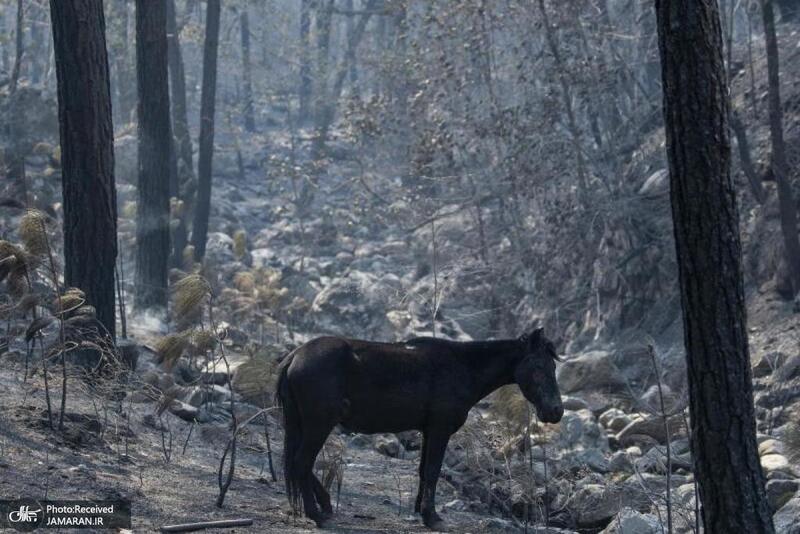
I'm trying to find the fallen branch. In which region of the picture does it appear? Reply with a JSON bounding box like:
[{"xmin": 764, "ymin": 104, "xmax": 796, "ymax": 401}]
[{"xmin": 160, "ymin": 518, "xmax": 253, "ymax": 532}]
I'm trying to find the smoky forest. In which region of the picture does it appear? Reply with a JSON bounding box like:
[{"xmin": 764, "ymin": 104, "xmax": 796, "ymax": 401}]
[{"xmin": 1, "ymin": 0, "xmax": 799, "ymax": 533}]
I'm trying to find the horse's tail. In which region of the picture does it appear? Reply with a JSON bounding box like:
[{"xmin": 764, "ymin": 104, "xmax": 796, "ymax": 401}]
[{"xmin": 275, "ymin": 350, "xmax": 301, "ymax": 512}]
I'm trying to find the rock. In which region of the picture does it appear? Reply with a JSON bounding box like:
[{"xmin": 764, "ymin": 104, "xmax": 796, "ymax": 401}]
[
  {"xmin": 204, "ymin": 232, "xmax": 236, "ymax": 266},
  {"xmin": 675, "ymin": 483, "xmax": 697, "ymax": 509},
  {"xmin": 776, "ymin": 354, "xmax": 800, "ymax": 382},
  {"xmin": 634, "ymin": 445, "xmax": 693, "ymax": 474},
  {"xmin": 762, "ymin": 454, "xmax": 794, "ymax": 476},
  {"xmin": 760, "ymin": 439, "xmax": 785, "ymax": 456},
  {"xmin": 766, "ymin": 479, "xmax": 799, "ymax": 512},
  {"xmin": 396, "ymin": 430, "xmax": 422, "ymax": 451},
  {"xmin": 183, "ymin": 384, "xmax": 232, "ymax": 408},
  {"xmin": 561, "ymin": 448, "xmax": 610, "ymax": 474},
  {"xmin": 565, "ymin": 484, "xmax": 634, "ymax": 528},
  {"xmin": 557, "ymin": 351, "xmax": 622, "ymax": 394},
  {"xmin": 348, "ymin": 434, "xmax": 373, "ymax": 448},
  {"xmin": 562, "ymin": 396, "xmax": 590, "ymax": 411},
  {"xmin": 609, "ymin": 451, "xmax": 634, "ymax": 473},
  {"xmin": 616, "ymin": 414, "xmax": 686, "ymax": 448},
  {"xmin": 442, "ymin": 499, "xmax": 466, "ymax": 512},
  {"xmin": 599, "ymin": 408, "xmax": 631, "ymax": 433},
  {"xmin": 197, "ymin": 403, "xmax": 233, "ymax": 424},
  {"xmin": 374, "ymin": 434, "xmax": 404, "ymax": 458},
  {"xmin": 557, "ymin": 409, "xmax": 609, "ymax": 451},
  {"xmin": 168, "ymin": 400, "xmax": 199, "ymax": 422},
  {"xmin": 639, "ymin": 384, "xmax": 680, "ymax": 414},
  {"xmin": 601, "ymin": 507, "xmax": 661, "ymax": 534},
  {"xmin": 311, "ymin": 270, "xmax": 400, "ymax": 338},
  {"xmin": 774, "ymin": 495, "xmax": 800, "ymax": 534},
  {"xmin": 753, "ymin": 351, "xmax": 789, "ymax": 378}
]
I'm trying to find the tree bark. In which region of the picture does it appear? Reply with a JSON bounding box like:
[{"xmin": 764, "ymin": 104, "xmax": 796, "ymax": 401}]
[
  {"xmin": 190, "ymin": 0, "xmax": 221, "ymax": 261},
  {"xmin": 761, "ymin": 0, "xmax": 800, "ymax": 295},
  {"xmin": 49, "ymin": 0, "xmax": 117, "ymax": 338},
  {"xmin": 6, "ymin": 0, "xmax": 26, "ymax": 203},
  {"xmin": 655, "ymin": 1, "xmax": 774, "ymax": 532},
  {"xmin": 111, "ymin": 0, "xmax": 134, "ymax": 123},
  {"xmin": 240, "ymin": 2, "xmax": 255, "ymax": 132},
  {"xmin": 134, "ymin": 0, "xmax": 172, "ymax": 309}
]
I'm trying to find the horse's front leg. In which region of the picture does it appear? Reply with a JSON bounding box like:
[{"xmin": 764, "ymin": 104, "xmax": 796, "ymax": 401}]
[
  {"xmin": 420, "ymin": 430, "xmax": 450, "ymax": 531},
  {"xmin": 415, "ymin": 432, "xmax": 428, "ymax": 514}
]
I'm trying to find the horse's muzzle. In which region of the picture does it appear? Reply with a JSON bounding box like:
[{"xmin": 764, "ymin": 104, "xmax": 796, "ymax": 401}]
[{"xmin": 539, "ymin": 405, "xmax": 564, "ymax": 424}]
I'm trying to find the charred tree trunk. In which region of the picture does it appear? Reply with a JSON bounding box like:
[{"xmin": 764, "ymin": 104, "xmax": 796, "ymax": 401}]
[
  {"xmin": 298, "ymin": 0, "xmax": 312, "ymax": 123},
  {"xmin": 655, "ymin": 1, "xmax": 774, "ymax": 532},
  {"xmin": 240, "ymin": 3, "xmax": 255, "ymax": 132},
  {"xmin": 49, "ymin": 0, "xmax": 117, "ymax": 338},
  {"xmin": 190, "ymin": 0, "xmax": 221, "ymax": 262},
  {"xmin": 111, "ymin": 0, "xmax": 134, "ymax": 123},
  {"xmin": 134, "ymin": 0, "xmax": 172, "ymax": 309},
  {"xmin": 166, "ymin": 0, "xmax": 192, "ymax": 267},
  {"xmin": 761, "ymin": 0, "xmax": 800, "ymax": 295}
]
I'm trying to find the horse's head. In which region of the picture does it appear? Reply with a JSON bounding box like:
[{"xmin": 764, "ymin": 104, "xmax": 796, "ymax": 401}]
[{"xmin": 513, "ymin": 327, "xmax": 564, "ymax": 423}]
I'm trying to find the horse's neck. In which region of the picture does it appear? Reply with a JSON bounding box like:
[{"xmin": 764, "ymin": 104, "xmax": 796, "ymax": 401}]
[{"xmin": 464, "ymin": 340, "xmax": 522, "ymax": 401}]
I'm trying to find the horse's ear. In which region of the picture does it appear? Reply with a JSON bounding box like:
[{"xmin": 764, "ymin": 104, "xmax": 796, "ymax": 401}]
[{"xmin": 530, "ymin": 327, "xmax": 544, "ymax": 342}]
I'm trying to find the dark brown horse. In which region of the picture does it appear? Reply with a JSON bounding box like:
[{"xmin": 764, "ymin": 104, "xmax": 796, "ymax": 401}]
[{"xmin": 275, "ymin": 327, "xmax": 564, "ymax": 530}]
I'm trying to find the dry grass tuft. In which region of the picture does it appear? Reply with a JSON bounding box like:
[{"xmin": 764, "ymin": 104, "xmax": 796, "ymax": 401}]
[
  {"xmin": 233, "ymin": 271, "xmax": 256, "ymax": 294},
  {"xmin": 155, "ymin": 332, "xmax": 190, "ymax": 370},
  {"xmin": 53, "ymin": 288, "xmax": 86, "ymax": 316},
  {"xmin": 233, "ymin": 229, "xmax": 247, "ymax": 259},
  {"xmin": 491, "ymin": 385, "xmax": 531, "ymax": 431},
  {"xmin": 191, "ymin": 329, "xmax": 217, "ymax": 353},
  {"xmin": 173, "ymin": 273, "xmax": 211, "ymax": 321},
  {"xmin": 19, "ymin": 210, "xmax": 48, "ymax": 256}
]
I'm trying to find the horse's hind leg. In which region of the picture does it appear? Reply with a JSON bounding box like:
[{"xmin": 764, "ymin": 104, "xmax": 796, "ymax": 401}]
[
  {"xmin": 294, "ymin": 425, "xmax": 335, "ymax": 527},
  {"xmin": 312, "ymin": 474, "xmax": 333, "ymax": 516},
  {"xmin": 415, "ymin": 432, "xmax": 428, "ymax": 513}
]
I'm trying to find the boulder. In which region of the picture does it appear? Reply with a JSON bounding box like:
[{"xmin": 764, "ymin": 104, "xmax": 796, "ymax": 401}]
[
  {"xmin": 556, "ymin": 409, "xmax": 609, "ymax": 451},
  {"xmin": 564, "ymin": 483, "xmax": 649, "ymax": 529},
  {"xmin": 374, "ymin": 434, "xmax": 404, "ymax": 458},
  {"xmin": 601, "ymin": 508, "xmax": 661, "ymax": 534},
  {"xmin": 773, "ymin": 495, "xmax": 800, "ymax": 534},
  {"xmin": 766, "ymin": 479, "xmax": 799, "ymax": 512},
  {"xmin": 168, "ymin": 400, "xmax": 199, "ymax": 422},
  {"xmin": 775, "ymin": 354, "xmax": 800, "ymax": 383},
  {"xmin": 599, "ymin": 408, "xmax": 631, "ymax": 433},
  {"xmin": 753, "ymin": 351, "xmax": 789, "ymax": 378},
  {"xmin": 557, "ymin": 351, "xmax": 622, "ymax": 394},
  {"xmin": 616, "ymin": 414, "xmax": 686, "ymax": 448},
  {"xmin": 183, "ymin": 384, "xmax": 232, "ymax": 408},
  {"xmin": 608, "ymin": 451, "xmax": 634, "ymax": 473}
]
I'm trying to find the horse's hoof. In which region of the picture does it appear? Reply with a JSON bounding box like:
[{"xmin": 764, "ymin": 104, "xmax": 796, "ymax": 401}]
[
  {"xmin": 423, "ymin": 514, "xmax": 448, "ymax": 532},
  {"xmin": 320, "ymin": 509, "xmax": 334, "ymax": 520},
  {"xmin": 310, "ymin": 512, "xmax": 330, "ymax": 528}
]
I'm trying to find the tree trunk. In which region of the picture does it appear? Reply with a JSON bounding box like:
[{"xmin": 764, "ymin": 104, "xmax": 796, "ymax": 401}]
[
  {"xmin": 240, "ymin": 3, "xmax": 255, "ymax": 132},
  {"xmin": 761, "ymin": 0, "xmax": 800, "ymax": 295},
  {"xmin": 190, "ymin": 0, "xmax": 221, "ymax": 262},
  {"xmin": 166, "ymin": 0, "xmax": 192, "ymax": 267},
  {"xmin": 49, "ymin": 0, "xmax": 117, "ymax": 338},
  {"xmin": 134, "ymin": 0, "xmax": 172, "ymax": 309},
  {"xmin": 654, "ymin": 1, "xmax": 774, "ymax": 532},
  {"xmin": 730, "ymin": 111, "xmax": 765, "ymax": 204},
  {"xmin": 298, "ymin": 0, "xmax": 312, "ymax": 123},
  {"xmin": 111, "ymin": 0, "xmax": 134, "ymax": 123}
]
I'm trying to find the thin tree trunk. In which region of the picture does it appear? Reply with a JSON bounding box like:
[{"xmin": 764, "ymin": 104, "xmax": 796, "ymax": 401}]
[
  {"xmin": 190, "ymin": 0, "xmax": 221, "ymax": 261},
  {"xmin": 134, "ymin": 0, "xmax": 172, "ymax": 309},
  {"xmin": 240, "ymin": 2, "xmax": 255, "ymax": 132},
  {"xmin": 761, "ymin": 0, "xmax": 800, "ymax": 295},
  {"xmin": 49, "ymin": 0, "xmax": 117, "ymax": 338},
  {"xmin": 731, "ymin": 111, "xmax": 765, "ymax": 204},
  {"xmin": 298, "ymin": 0, "xmax": 312, "ymax": 123},
  {"xmin": 655, "ymin": 1, "xmax": 774, "ymax": 532},
  {"xmin": 112, "ymin": 0, "xmax": 134, "ymax": 123}
]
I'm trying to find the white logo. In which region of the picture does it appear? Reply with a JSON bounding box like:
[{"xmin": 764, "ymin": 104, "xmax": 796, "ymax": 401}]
[{"xmin": 8, "ymin": 505, "xmax": 41, "ymax": 523}]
